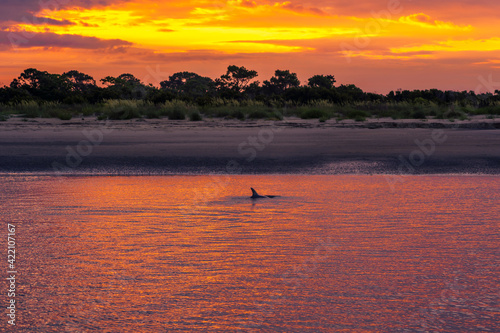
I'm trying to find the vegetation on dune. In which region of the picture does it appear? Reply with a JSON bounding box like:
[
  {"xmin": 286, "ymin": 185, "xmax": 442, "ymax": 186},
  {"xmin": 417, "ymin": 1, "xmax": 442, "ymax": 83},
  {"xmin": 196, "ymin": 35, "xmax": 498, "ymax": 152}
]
[{"xmin": 0, "ymin": 66, "xmax": 499, "ymax": 121}]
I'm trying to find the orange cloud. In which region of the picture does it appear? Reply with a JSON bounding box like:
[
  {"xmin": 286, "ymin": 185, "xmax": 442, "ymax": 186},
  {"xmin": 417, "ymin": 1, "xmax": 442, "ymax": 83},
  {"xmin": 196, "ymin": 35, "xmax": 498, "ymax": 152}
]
[{"xmin": 398, "ymin": 13, "xmax": 472, "ymax": 31}]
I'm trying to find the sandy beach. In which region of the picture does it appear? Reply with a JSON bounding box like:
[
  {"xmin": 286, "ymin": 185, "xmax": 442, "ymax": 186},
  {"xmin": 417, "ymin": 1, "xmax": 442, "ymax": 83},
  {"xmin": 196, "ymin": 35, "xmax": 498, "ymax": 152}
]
[{"xmin": 0, "ymin": 116, "xmax": 499, "ymax": 174}]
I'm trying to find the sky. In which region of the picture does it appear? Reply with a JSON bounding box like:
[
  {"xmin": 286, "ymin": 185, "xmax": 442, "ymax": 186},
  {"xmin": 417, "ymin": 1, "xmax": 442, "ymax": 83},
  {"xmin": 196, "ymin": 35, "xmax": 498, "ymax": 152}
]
[{"xmin": 1, "ymin": 0, "xmax": 500, "ymax": 93}]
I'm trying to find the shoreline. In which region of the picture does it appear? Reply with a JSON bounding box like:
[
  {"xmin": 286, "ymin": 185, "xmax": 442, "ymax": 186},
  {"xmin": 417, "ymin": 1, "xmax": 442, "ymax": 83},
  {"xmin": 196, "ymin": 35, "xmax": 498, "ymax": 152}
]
[
  {"xmin": 1, "ymin": 114, "xmax": 499, "ymax": 130},
  {"xmin": 1, "ymin": 117, "xmax": 499, "ymax": 175}
]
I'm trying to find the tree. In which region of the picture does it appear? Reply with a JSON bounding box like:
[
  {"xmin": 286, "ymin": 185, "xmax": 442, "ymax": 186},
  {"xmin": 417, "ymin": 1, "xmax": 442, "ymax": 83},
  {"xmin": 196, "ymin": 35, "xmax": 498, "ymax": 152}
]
[
  {"xmin": 0, "ymin": 86, "xmax": 32, "ymax": 104},
  {"xmin": 308, "ymin": 75, "xmax": 336, "ymax": 89},
  {"xmin": 182, "ymin": 76, "xmax": 214, "ymax": 99},
  {"xmin": 63, "ymin": 70, "xmax": 96, "ymax": 92},
  {"xmin": 160, "ymin": 72, "xmax": 214, "ymax": 99},
  {"xmin": 60, "ymin": 70, "xmax": 101, "ymax": 103},
  {"xmin": 161, "ymin": 72, "xmax": 200, "ymax": 92},
  {"xmin": 10, "ymin": 68, "xmax": 71, "ymax": 102},
  {"xmin": 263, "ymin": 69, "xmax": 300, "ymax": 95},
  {"xmin": 100, "ymin": 73, "xmax": 147, "ymax": 99},
  {"xmin": 336, "ymin": 84, "xmax": 365, "ymax": 103},
  {"xmin": 215, "ymin": 65, "xmax": 258, "ymax": 95}
]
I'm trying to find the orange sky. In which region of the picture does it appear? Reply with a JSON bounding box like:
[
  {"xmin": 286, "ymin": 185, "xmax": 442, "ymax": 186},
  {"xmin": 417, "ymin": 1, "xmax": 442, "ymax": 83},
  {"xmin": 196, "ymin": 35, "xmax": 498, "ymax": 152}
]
[{"xmin": 1, "ymin": 0, "xmax": 500, "ymax": 93}]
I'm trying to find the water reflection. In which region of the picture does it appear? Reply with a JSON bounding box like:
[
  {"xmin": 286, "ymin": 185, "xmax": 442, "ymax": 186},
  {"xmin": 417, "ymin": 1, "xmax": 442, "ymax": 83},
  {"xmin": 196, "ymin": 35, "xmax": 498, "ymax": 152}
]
[{"xmin": 1, "ymin": 175, "xmax": 498, "ymax": 332}]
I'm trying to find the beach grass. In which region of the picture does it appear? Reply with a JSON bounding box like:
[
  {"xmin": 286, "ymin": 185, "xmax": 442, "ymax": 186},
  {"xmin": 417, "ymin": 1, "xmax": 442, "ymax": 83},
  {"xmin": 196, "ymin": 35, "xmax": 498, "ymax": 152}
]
[{"xmin": 0, "ymin": 99, "xmax": 499, "ymax": 121}]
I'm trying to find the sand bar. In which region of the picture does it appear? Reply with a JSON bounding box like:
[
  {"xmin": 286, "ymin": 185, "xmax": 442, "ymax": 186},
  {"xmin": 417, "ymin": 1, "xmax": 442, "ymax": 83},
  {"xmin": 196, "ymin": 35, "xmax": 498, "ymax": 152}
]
[{"xmin": 0, "ymin": 117, "xmax": 499, "ymax": 175}]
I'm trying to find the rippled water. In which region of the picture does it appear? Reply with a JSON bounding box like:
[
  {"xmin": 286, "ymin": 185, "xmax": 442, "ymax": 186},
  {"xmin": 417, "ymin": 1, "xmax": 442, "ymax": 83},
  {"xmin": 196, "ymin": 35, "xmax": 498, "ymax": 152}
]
[{"xmin": 1, "ymin": 175, "xmax": 499, "ymax": 332}]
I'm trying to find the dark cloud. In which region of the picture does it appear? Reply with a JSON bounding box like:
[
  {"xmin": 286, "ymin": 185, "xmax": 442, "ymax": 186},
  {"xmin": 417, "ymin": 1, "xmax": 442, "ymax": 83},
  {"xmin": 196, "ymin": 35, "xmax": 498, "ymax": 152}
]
[
  {"xmin": 33, "ymin": 16, "xmax": 75, "ymax": 26},
  {"xmin": 289, "ymin": 0, "xmax": 500, "ymax": 18},
  {"xmin": 0, "ymin": 30, "xmax": 132, "ymax": 49},
  {"xmin": 0, "ymin": 0, "xmax": 130, "ymax": 23},
  {"xmin": 281, "ymin": 3, "xmax": 330, "ymax": 16}
]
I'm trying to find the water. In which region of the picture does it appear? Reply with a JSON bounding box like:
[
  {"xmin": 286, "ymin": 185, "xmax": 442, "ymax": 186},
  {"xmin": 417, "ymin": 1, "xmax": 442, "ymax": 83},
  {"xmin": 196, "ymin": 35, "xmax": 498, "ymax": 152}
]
[{"xmin": 1, "ymin": 175, "xmax": 499, "ymax": 332}]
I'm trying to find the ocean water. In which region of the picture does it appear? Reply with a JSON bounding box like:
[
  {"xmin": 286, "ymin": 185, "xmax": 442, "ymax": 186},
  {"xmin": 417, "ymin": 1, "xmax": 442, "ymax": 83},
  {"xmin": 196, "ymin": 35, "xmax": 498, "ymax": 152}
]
[{"xmin": 1, "ymin": 175, "xmax": 499, "ymax": 332}]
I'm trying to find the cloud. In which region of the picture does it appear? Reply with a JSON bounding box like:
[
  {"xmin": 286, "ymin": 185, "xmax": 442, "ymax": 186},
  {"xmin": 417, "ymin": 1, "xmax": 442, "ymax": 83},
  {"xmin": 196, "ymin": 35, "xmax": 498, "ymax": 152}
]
[
  {"xmin": 280, "ymin": 2, "xmax": 330, "ymax": 16},
  {"xmin": 0, "ymin": 0, "xmax": 131, "ymax": 23},
  {"xmin": 390, "ymin": 38, "xmax": 500, "ymax": 54},
  {"xmin": 280, "ymin": 0, "xmax": 500, "ymax": 24},
  {"xmin": 0, "ymin": 30, "xmax": 132, "ymax": 49},
  {"xmin": 240, "ymin": 0, "xmax": 258, "ymax": 8},
  {"xmin": 398, "ymin": 13, "xmax": 472, "ymax": 30},
  {"xmin": 31, "ymin": 16, "xmax": 76, "ymax": 26}
]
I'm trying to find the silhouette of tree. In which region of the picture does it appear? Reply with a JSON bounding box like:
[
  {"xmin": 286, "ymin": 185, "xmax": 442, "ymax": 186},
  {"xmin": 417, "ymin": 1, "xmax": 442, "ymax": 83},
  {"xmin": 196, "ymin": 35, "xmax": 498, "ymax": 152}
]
[
  {"xmin": 215, "ymin": 65, "xmax": 258, "ymax": 98},
  {"xmin": 101, "ymin": 73, "xmax": 147, "ymax": 99},
  {"xmin": 0, "ymin": 86, "xmax": 32, "ymax": 104},
  {"xmin": 263, "ymin": 69, "xmax": 300, "ymax": 95},
  {"xmin": 160, "ymin": 72, "xmax": 214, "ymax": 100},
  {"xmin": 336, "ymin": 84, "xmax": 365, "ymax": 103},
  {"xmin": 61, "ymin": 70, "xmax": 100, "ymax": 103},
  {"xmin": 63, "ymin": 70, "xmax": 96, "ymax": 92},
  {"xmin": 308, "ymin": 75, "xmax": 336, "ymax": 89},
  {"xmin": 10, "ymin": 68, "xmax": 71, "ymax": 102},
  {"xmin": 161, "ymin": 72, "xmax": 199, "ymax": 92},
  {"xmin": 1, "ymin": 67, "xmax": 499, "ymax": 113}
]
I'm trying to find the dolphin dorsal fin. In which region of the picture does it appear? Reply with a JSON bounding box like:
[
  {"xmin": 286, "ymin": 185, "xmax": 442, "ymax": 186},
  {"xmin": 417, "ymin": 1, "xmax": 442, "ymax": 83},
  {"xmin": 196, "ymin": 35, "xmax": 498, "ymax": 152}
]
[{"xmin": 251, "ymin": 188, "xmax": 259, "ymax": 197}]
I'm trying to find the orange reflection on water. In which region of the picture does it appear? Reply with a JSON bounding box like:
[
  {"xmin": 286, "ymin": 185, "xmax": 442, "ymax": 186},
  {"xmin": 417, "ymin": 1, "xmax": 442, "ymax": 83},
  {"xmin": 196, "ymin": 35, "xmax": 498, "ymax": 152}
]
[{"xmin": 3, "ymin": 175, "xmax": 498, "ymax": 332}]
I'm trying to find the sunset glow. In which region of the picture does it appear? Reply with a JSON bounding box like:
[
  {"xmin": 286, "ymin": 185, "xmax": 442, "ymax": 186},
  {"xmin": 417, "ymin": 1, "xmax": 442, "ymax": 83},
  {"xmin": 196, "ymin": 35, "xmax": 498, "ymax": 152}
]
[{"xmin": 1, "ymin": 0, "xmax": 500, "ymax": 92}]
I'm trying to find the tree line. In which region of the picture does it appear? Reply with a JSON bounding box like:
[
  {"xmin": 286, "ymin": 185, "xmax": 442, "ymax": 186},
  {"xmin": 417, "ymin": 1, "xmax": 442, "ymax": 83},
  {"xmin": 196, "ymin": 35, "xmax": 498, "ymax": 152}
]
[{"xmin": 1, "ymin": 65, "xmax": 499, "ymax": 107}]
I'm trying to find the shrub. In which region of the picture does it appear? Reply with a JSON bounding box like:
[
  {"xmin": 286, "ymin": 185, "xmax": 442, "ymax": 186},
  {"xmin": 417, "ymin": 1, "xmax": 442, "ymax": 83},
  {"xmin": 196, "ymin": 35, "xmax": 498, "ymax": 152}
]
[
  {"xmin": 248, "ymin": 109, "xmax": 270, "ymax": 119},
  {"xmin": 271, "ymin": 110, "xmax": 284, "ymax": 120},
  {"xmin": 105, "ymin": 107, "xmax": 141, "ymax": 120},
  {"xmin": 81, "ymin": 105, "xmax": 99, "ymax": 116},
  {"xmin": 477, "ymin": 105, "xmax": 500, "ymax": 115},
  {"xmin": 169, "ymin": 107, "xmax": 186, "ymax": 120},
  {"xmin": 102, "ymin": 100, "xmax": 143, "ymax": 120},
  {"xmin": 17, "ymin": 101, "xmax": 41, "ymax": 118},
  {"xmin": 413, "ymin": 97, "xmax": 430, "ymax": 105},
  {"xmin": 233, "ymin": 110, "xmax": 245, "ymax": 120},
  {"xmin": 55, "ymin": 110, "xmax": 73, "ymax": 120},
  {"xmin": 346, "ymin": 109, "xmax": 369, "ymax": 120},
  {"xmin": 189, "ymin": 111, "xmax": 202, "ymax": 121},
  {"xmin": 411, "ymin": 109, "xmax": 427, "ymax": 119},
  {"xmin": 144, "ymin": 109, "xmax": 161, "ymax": 119},
  {"xmin": 163, "ymin": 100, "xmax": 196, "ymax": 120},
  {"xmin": 215, "ymin": 108, "xmax": 230, "ymax": 118},
  {"xmin": 300, "ymin": 108, "xmax": 329, "ymax": 119},
  {"xmin": 444, "ymin": 109, "xmax": 465, "ymax": 119}
]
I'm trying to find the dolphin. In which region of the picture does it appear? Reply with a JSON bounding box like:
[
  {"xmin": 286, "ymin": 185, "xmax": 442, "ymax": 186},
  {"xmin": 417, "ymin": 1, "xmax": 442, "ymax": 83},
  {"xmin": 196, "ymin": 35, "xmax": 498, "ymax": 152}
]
[{"xmin": 250, "ymin": 188, "xmax": 278, "ymax": 199}]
